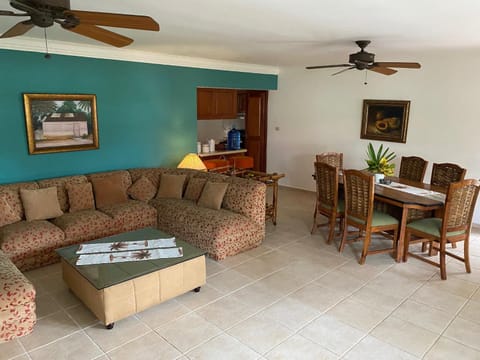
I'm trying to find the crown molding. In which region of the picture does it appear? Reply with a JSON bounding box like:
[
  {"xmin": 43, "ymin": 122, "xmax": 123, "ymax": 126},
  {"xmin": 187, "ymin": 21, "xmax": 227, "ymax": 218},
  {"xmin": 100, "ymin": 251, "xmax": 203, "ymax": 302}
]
[{"xmin": 0, "ymin": 37, "xmax": 280, "ymax": 75}]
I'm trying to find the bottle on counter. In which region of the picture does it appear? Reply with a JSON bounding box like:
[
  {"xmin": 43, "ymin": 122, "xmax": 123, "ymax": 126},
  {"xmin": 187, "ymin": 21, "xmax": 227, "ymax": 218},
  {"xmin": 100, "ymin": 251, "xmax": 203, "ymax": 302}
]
[
  {"xmin": 227, "ymin": 128, "xmax": 241, "ymax": 150},
  {"xmin": 208, "ymin": 139, "xmax": 215, "ymax": 153},
  {"xmin": 197, "ymin": 141, "xmax": 202, "ymax": 154}
]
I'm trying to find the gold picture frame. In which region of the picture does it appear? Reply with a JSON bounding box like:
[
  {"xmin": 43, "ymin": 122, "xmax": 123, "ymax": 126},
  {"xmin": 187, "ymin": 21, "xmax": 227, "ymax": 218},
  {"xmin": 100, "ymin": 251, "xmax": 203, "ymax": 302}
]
[
  {"xmin": 361, "ymin": 99, "xmax": 410, "ymax": 143},
  {"xmin": 23, "ymin": 93, "xmax": 99, "ymax": 155}
]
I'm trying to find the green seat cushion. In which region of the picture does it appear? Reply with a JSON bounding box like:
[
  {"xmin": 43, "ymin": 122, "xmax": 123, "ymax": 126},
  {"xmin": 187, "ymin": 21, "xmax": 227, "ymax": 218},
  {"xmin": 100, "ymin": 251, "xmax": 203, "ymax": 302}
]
[
  {"xmin": 407, "ymin": 218, "xmax": 465, "ymax": 238},
  {"xmin": 320, "ymin": 199, "xmax": 344, "ymax": 212},
  {"xmin": 348, "ymin": 210, "xmax": 398, "ymax": 227}
]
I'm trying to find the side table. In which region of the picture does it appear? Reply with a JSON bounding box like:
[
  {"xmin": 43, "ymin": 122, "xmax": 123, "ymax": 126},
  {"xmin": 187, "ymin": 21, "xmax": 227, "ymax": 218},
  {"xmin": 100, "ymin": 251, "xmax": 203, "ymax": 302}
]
[{"xmin": 238, "ymin": 171, "xmax": 285, "ymax": 225}]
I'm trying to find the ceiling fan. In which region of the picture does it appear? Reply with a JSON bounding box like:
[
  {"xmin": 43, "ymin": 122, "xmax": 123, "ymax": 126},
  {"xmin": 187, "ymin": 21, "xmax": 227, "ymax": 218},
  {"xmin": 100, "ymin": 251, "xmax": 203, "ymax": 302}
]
[
  {"xmin": 0, "ymin": 0, "xmax": 159, "ymax": 47},
  {"xmin": 306, "ymin": 40, "xmax": 421, "ymax": 76}
]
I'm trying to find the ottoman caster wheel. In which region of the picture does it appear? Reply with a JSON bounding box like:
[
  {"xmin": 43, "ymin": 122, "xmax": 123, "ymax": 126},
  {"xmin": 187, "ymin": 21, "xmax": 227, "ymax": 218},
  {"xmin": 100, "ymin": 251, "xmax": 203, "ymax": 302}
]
[
  {"xmin": 106, "ymin": 323, "xmax": 114, "ymax": 330},
  {"xmin": 193, "ymin": 287, "xmax": 201, "ymax": 293}
]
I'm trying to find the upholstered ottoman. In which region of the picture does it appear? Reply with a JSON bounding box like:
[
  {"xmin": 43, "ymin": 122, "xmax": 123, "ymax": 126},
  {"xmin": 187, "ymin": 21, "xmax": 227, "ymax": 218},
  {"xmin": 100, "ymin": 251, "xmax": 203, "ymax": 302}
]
[{"xmin": 0, "ymin": 250, "xmax": 36, "ymax": 342}]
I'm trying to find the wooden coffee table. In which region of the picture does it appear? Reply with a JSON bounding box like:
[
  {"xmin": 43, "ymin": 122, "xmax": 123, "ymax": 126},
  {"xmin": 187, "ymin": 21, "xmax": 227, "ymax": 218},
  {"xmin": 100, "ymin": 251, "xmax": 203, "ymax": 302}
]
[
  {"xmin": 239, "ymin": 170, "xmax": 285, "ymax": 225},
  {"xmin": 56, "ymin": 227, "xmax": 206, "ymax": 329}
]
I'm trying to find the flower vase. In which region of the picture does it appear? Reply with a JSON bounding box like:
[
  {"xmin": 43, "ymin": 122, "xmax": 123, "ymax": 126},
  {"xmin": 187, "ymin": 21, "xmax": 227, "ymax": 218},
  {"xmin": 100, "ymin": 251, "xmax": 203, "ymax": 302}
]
[{"xmin": 374, "ymin": 173, "xmax": 385, "ymax": 183}]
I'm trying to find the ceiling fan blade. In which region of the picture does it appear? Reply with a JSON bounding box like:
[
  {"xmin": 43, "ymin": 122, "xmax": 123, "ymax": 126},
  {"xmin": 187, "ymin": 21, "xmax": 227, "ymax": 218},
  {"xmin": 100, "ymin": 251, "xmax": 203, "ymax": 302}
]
[
  {"xmin": 66, "ymin": 10, "xmax": 159, "ymax": 31},
  {"xmin": 0, "ymin": 20, "xmax": 34, "ymax": 38},
  {"xmin": 368, "ymin": 66, "xmax": 397, "ymax": 75},
  {"xmin": 374, "ymin": 62, "xmax": 421, "ymax": 69},
  {"xmin": 62, "ymin": 23, "xmax": 133, "ymax": 47},
  {"xmin": 331, "ymin": 66, "xmax": 355, "ymax": 76},
  {"xmin": 10, "ymin": 0, "xmax": 42, "ymax": 15},
  {"xmin": 0, "ymin": 10, "xmax": 28, "ymax": 16},
  {"xmin": 306, "ymin": 64, "xmax": 351, "ymax": 70}
]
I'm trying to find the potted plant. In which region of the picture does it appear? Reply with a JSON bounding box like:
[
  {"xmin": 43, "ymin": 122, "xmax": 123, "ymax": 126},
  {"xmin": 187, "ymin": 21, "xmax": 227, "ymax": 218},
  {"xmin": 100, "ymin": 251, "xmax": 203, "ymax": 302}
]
[{"xmin": 365, "ymin": 142, "xmax": 395, "ymax": 182}]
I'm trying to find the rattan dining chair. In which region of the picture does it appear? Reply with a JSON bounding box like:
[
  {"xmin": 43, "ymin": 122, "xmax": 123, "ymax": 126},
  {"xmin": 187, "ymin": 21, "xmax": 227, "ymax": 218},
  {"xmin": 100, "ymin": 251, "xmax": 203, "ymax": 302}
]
[
  {"xmin": 315, "ymin": 152, "xmax": 343, "ymax": 170},
  {"xmin": 399, "ymin": 156, "xmax": 428, "ymax": 182},
  {"xmin": 311, "ymin": 162, "xmax": 344, "ymax": 243},
  {"xmin": 430, "ymin": 162, "xmax": 466, "ymax": 188},
  {"xmin": 339, "ymin": 170, "xmax": 399, "ymax": 264},
  {"xmin": 403, "ymin": 179, "xmax": 480, "ymax": 280}
]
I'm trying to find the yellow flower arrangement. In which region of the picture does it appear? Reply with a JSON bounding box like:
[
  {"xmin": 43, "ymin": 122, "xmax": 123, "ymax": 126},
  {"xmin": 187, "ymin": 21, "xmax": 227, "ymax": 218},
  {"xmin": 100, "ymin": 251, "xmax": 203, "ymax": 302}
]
[{"xmin": 365, "ymin": 143, "xmax": 395, "ymax": 176}]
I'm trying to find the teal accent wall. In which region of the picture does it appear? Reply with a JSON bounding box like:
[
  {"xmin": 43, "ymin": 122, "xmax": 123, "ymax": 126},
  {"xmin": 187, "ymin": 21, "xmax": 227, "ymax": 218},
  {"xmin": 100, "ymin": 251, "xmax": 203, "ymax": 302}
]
[{"xmin": 0, "ymin": 49, "xmax": 277, "ymax": 183}]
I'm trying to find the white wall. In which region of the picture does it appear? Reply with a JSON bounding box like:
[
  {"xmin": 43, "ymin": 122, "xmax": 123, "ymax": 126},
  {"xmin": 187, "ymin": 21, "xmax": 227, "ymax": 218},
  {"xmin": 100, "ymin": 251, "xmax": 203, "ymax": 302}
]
[{"xmin": 268, "ymin": 49, "xmax": 480, "ymax": 223}]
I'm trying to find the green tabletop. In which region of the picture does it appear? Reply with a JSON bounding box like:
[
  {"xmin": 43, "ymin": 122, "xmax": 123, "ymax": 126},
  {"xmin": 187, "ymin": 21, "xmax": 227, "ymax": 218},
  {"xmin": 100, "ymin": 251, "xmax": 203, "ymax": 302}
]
[{"xmin": 56, "ymin": 227, "xmax": 206, "ymax": 290}]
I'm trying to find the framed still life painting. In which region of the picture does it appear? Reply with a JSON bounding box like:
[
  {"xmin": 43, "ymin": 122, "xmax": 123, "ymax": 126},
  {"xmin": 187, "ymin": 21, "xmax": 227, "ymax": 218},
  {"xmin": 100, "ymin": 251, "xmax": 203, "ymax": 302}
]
[{"xmin": 361, "ymin": 99, "xmax": 410, "ymax": 143}]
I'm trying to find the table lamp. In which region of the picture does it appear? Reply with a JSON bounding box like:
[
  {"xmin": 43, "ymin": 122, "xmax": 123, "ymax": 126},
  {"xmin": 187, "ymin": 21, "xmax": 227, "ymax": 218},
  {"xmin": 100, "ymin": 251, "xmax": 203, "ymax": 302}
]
[{"xmin": 177, "ymin": 153, "xmax": 207, "ymax": 171}]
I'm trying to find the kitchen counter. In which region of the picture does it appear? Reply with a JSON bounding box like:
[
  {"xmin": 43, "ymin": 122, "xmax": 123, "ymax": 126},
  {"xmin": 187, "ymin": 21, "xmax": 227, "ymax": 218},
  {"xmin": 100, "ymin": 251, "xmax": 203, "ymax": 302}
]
[{"xmin": 198, "ymin": 149, "xmax": 247, "ymax": 158}]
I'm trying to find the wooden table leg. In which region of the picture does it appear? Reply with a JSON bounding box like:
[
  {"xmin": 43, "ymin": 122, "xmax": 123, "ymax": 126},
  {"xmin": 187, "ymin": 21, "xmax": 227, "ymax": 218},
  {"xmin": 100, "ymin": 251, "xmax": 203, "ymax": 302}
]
[
  {"xmin": 272, "ymin": 180, "xmax": 279, "ymax": 225},
  {"xmin": 396, "ymin": 206, "xmax": 409, "ymax": 263}
]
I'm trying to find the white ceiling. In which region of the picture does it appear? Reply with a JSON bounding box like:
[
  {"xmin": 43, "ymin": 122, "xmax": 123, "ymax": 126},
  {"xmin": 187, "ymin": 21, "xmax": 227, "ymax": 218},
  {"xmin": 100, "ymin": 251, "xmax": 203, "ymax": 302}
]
[{"xmin": 2, "ymin": 0, "xmax": 480, "ymax": 67}]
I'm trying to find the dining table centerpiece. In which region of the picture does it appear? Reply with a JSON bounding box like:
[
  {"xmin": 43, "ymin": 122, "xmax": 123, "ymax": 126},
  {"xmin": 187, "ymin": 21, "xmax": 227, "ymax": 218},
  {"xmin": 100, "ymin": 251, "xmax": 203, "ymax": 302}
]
[{"xmin": 365, "ymin": 142, "xmax": 396, "ymax": 182}]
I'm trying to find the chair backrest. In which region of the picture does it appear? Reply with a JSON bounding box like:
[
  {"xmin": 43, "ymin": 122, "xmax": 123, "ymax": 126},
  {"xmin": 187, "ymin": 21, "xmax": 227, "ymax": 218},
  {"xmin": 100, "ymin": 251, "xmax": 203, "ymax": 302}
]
[
  {"xmin": 343, "ymin": 169, "xmax": 374, "ymax": 225},
  {"xmin": 315, "ymin": 152, "xmax": 343, "ymax": 169},
  {"xmin": 442, "ymin": 179, "xmax": 480, "ymax": 234},
  {"xmin": 399, "ymin": 156, "xmax": 428, "ymax": 182},
  {"xmin": 313, "ymin": 162, "xmax": 339, "ymax": 210},
  {"xmin": 431, "ymin": 162, "xmax": 466, "ymax": 188}
]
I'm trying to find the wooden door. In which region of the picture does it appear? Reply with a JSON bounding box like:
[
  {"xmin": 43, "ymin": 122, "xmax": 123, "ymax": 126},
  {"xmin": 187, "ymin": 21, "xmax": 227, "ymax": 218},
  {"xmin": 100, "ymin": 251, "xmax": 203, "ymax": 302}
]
[{"xmin": 245, "ymin": 91, "xmax": 268, "ymax": 172}]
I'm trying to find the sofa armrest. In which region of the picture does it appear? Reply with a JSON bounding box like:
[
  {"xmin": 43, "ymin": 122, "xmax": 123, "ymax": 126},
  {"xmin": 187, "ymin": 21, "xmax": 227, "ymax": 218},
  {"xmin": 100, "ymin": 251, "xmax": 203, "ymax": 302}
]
[
  {"xmin": 223, "ymin": 178, "xmax": 266, "ymax": 227},
  {"xmin": 0, "ymin": 250, "xmax": 36, "ymax": 341}
]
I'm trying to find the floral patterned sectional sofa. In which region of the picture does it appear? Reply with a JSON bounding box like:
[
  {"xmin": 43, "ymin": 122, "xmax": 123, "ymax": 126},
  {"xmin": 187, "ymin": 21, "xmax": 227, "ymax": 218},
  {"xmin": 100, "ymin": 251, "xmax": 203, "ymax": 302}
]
[{"xmin": 0, "ymin": 167, "xmax": 266, "ymax": 341}]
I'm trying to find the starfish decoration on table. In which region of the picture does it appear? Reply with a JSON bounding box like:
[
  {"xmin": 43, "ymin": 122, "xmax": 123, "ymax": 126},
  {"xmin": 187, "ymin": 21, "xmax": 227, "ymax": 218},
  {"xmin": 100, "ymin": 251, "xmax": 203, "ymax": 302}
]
[{"xmin": 110, "ymin": 242, "xmax": 128, "ymax": 251}]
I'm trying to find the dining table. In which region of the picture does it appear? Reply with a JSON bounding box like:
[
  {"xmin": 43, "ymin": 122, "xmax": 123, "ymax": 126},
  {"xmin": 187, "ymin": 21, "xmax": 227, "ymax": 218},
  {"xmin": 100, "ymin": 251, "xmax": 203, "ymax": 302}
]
[
  {"xmin": 369, "ymin": 177, "xmax": 446, "ymax": 262},
  {"xmin": 334, "ymin": 173, "xmax": 446, "ymax": 262}
]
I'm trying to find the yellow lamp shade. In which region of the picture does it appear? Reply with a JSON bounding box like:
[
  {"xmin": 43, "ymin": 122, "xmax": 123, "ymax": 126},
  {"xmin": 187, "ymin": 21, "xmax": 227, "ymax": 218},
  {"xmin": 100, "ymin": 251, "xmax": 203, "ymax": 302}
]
[{"xmin": 177, "ymin": 153, "xmax": 207, "ymax": 171}]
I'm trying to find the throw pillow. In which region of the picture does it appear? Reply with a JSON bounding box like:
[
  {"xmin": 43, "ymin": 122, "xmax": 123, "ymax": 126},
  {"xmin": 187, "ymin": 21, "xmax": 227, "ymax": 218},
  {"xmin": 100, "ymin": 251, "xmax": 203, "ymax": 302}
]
[
  {"xmin": 184, "ymin": 178, "xmax": 207, "ymax": 201},
  {"xmin": 156, "ymin": 174, "xmax": 187, "ymax": 199},
  {"xmin": 128, "ymin": 176, "xmax": 157, "ymax": 201},
  {"xmin": 20, "ymin": 187, "xmax": 63, "ymax": 221},
  {"xmin": 91, "ymin": 173, "xmax": 128, "ymax": 208},
  {"xmin": 66, "ymin": 182, "xmax": 95, "ymax": 212},
  {"xmin": 0, "ymin": 192, "xmax": 22, "ymax": 226},
  {"xmin": 197, "ymin": 181, "xmax": 229, "ymax": 210}
]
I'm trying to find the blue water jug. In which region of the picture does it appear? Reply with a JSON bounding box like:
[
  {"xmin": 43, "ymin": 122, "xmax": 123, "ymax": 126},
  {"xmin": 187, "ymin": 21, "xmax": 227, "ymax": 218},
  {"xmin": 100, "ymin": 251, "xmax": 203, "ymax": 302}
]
[{"xmin": 227, "ymin": 128, "xmax": 241, "ymax": 150}]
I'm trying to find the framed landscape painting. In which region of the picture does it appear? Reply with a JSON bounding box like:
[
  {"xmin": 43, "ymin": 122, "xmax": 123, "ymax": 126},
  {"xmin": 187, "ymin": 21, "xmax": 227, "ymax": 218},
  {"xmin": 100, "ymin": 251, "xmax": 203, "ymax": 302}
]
[
  {"xmin": 360, "ymin": 99, "xmax": 410, "ymax": 143},
  {"xmin": 23, "ymin": 93, "xmax": 99, "ymax": 155}
]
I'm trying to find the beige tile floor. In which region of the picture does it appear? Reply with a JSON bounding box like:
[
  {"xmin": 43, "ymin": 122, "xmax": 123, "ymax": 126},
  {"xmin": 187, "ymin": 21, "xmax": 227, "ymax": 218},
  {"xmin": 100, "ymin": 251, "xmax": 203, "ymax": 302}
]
[{"xmin": 3, "ymin": 186, "xmax": 480, "ymax": 359}]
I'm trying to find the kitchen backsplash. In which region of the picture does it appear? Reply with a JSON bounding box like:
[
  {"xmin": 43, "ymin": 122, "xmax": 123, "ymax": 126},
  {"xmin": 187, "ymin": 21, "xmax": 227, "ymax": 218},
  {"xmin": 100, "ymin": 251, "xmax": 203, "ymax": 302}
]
[{"xmin": 197, "ymin": 118, "xmax": 245, "ymax": 143}]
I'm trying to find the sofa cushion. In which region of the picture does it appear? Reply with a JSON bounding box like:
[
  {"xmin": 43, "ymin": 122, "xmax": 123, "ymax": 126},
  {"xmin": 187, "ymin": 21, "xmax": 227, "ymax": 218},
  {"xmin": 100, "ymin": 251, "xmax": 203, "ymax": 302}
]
[
  {"xmin": 0, "ymin": 220, "xmax": 65, "ymax": 266},
  {"xmin": 91, "ymin": 174, "xmax": 128, "ymax": 208},
  {"xmin": 20, "ymin": 187, "xmax": 64, "ymax": 221},
  {"xmin": 52, "ymin": 210, "xmax": 116, "ymax": 245},
  {"xmin": 198, "ymin": 181, "xmax": 228, "ymax": 210},
  {"xmin": 152, "ymin": 198, "xmax": 264, "ymax": 260},
  {"xmin": 128, "ymin": 168, "xmax": 162, "ymax": 189},
  {"xmin": 88, "ymin": 170, "xmax": 132, "ymax": 190},
  {"xmin": 99, "ymin": 200, "xmax": 157, "ymax": 232},
  {"xmin": 156, "ymin": 174, "xmax": 186, "ymax": 199},
  {"xmin": 0, "ymin": 182, "xmax": 39, "ymax": 219},
  {"xmin": 184, "ymin": 178, "xmax": 207, "ymax": 201},
  {"xmin": 66, "ymin": 182, "xmax": 95, "ymax": 213},
  {"xmin": 127, "ymin": 176, "xmax": 157, "ymax": 202},
  {"xmin": 0, "ymin": 250, "xmax": 36, "ymax": 342},
  {"xmin": 0, "ymin": 192, "xmax": 21, "ymax": 227},
  {"xmin": 37, "ymin": 175, "xmax": 88, "ymax": 212}
]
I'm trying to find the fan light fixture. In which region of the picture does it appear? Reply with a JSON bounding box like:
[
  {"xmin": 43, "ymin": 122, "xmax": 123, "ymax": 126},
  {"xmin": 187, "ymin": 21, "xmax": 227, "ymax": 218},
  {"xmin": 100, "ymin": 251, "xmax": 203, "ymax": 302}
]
[
  {"xmin": 0, "ymin": 0, "xmax": 159, "ymax": 48},
  {"xmin": 306, "ymin": 40, "xmax": 421, "ymax": 77},
  {"xmin": 177, "ymin": 153, "xmax": 207, "ymax": 171}
]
